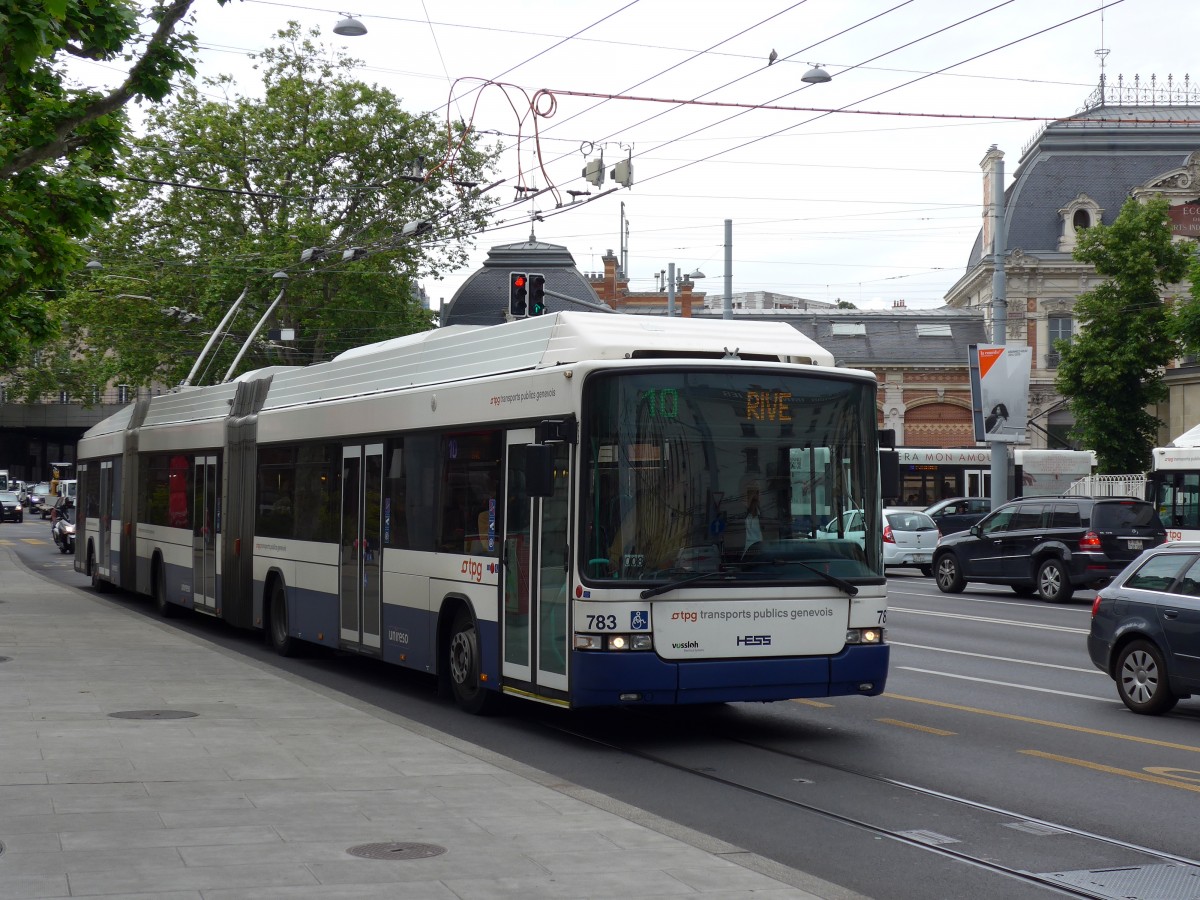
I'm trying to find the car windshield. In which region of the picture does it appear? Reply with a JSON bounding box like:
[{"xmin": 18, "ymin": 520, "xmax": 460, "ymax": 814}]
[{"xmin": 582, "ymin": 368, "xmax": 882, "ymax": 584}]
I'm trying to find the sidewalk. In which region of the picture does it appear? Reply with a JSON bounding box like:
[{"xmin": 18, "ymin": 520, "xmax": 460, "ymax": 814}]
[{"xmin": 0, "ymin": 547, "xmax": 861, "ymax": 899}]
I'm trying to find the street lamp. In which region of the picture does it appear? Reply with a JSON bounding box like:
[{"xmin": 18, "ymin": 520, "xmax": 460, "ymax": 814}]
[
  {"xmin": 801, "ymin": 64, "xmax": 832, "ymax": 84},
  {"xmin": 333, "ymin": 14, "xmax": 367, "ymax": 36}
]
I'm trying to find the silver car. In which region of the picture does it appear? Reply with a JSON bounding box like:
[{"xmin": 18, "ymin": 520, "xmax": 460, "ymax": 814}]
[{"xmin": 883, "ymin": 508, "xmax": 939, "ymax": 576}]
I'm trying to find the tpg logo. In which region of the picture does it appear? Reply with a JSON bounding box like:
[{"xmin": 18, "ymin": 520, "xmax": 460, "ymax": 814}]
[
  {"xmin": 736, "ymin": 635, "xmax": 772, "ymax": 646},
  {"xmin": 461, "ymin": 559, "xmax": 484, "ymax": 582}
]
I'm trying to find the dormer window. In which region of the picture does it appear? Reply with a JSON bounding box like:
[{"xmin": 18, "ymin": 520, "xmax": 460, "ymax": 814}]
[{"xmin": 1059, "ymin": 194, "xmax": 1102, "ymax": 252}]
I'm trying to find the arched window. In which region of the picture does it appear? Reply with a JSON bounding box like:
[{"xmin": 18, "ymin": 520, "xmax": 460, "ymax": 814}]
[
  {"xmin": 1072, "ymin": 208, "xmax": 1091, "ymax": 230},
  {"xmin": 1058, "ymin": 195, "xmax": 1102, "ymax": 252}
]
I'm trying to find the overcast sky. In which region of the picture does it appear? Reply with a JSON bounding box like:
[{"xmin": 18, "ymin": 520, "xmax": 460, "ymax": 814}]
[{"xmin": 77, "ymin": 1, "xmax": 1200, "ymax": 310}]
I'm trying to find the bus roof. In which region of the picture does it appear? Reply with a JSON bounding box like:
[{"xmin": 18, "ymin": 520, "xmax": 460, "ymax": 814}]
[{"xmin": 82, "ymin": 312, "xmax": 843, "ymax": 441}]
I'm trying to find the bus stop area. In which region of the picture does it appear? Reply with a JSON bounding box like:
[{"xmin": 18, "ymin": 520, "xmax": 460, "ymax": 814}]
[{"xmin": 0, "ymin": 547, "xmax": 849, "ymax": 900}]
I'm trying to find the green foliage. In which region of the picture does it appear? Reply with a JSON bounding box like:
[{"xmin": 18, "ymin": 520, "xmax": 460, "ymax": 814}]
[
  {"xmin": 34, "ymin": 23, "xmax": 498, "ymax": 391},
  {"xmin": 1055, "ymin": 197, "xmax": 1192, "ymax": 473},
  {"xmin": 0, "ymin": 0, "xmax": 225, "ymax": 373}
]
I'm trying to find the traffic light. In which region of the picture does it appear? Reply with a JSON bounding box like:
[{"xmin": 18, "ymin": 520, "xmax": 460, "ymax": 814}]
[
  {"xmin": 509, "ymin": 272, "xmax": 527, "ymax": 317},
  {"xmin": 528, "ymin": 273, "xmax": 546, "ymax": 316}
]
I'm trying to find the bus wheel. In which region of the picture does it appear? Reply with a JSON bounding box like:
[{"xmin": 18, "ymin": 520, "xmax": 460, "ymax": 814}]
[
  {"xmin": 153, "ymin": 562, "xmax": 176, "ymax": 618},
  {"xmin": 269, "ymin": 580, "xmax": 298, "ymax": 657},
  {"xmin": 448, "ymin": 607, "xmax": 499, "ymax": 715},
  {"xmin": 89, "ymin": 549, "xmax": 110, "ymax": 594}
]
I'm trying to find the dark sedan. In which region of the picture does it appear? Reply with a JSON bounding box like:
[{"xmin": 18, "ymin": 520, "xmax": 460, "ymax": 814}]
[
  {"xmin": 923, "ymin": 496, "xmax": 990, "ymax": 537},
  {"xmin": 0, "ymin": 490, "xmax": 23, "ymax": 522},
  {"xmin": 1088, "ymin": 542, "xmax": 1200, "ymax": 714}
]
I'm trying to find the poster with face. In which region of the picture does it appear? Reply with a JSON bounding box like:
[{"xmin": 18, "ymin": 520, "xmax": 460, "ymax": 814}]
[{"xmin": 969, "ymin": 345, "xmax": 1032, "ymax": 443}]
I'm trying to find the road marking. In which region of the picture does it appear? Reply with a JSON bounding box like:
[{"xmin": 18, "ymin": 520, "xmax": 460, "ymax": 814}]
[
  {"xmin": 889, "ymin": 606, "xmax": 1088, "ymax": 634},
  {"xmin": 878, "ymin": 718, "xmax": 955, "ymax": 736},
  {"xmin": 887, "ymin": 587, "xmax": 1089, "ymax": 613},
  {"xmin": 1021, "ymin": 750, "xmax": 1200, "ymax": 793},
  {"xmin": 897, "ymin": 667, "xmax": 1107, "ymax": 700},
  {"xmin": 891, "ymin": 641, "xmax": 1100, "ymax": 674},
  {"xmin": 886, "ymin": 693, "xmax": 1200, "ymax": 752},
  {"xmin": 790, "ymin": 698, "xmax": 834, "ymax": 708}
]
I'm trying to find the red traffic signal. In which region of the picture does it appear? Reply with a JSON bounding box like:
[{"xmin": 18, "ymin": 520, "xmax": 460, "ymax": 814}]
[{"xmin": 509, "ymin": 272, "xmax": 528, "ymax": 316}]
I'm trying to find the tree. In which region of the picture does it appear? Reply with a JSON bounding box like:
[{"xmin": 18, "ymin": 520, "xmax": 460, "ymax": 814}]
[
  {"xmin": 0, "ymin": 0, "xmax": 230, "ymax": 371},
  {"xmin": 1055, "ymin": 196, "xmax": 1192, "ymax": 473},
  {"xmin": 21, "ymin": 23, "xmax": 497, "ymax": 396}
]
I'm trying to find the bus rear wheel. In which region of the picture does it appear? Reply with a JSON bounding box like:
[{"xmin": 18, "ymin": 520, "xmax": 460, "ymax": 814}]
[
  {"xmin": 269, "ymin": 580, "xmax": 298, "ymax": 657},
  {"xmin": 153, "ymin": 561, "xmax": 177, "ymax": 618},
  {"xmin": 89, "ymin": 548, "xmax": 110, "ymax": 594},
  {"xmin": 448, "ymin": 607, "xmax": 499, "ymax": 715}
]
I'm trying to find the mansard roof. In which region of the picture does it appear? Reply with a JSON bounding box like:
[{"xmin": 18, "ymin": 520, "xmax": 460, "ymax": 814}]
[
  {"xmin": 440, "ymin": 240, "xmax": 612, "ymax": 326},
  {"xmin": 691, "ymin": 307, "xmax": 987, "ymax": 368},
  {"xmin": 965, "ymin": 102, "xmax": 1200, "ymax": 269}
]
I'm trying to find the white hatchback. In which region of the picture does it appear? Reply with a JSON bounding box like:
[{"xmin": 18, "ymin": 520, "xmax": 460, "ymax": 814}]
[{"xmin": 882, "ymin": 508, "xmax": 939, "ymax": 576}]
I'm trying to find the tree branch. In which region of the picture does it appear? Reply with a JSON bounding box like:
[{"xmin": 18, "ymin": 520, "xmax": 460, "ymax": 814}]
[{"xmin": 0, "ymin": 0, "xmax": 199, "ymax": 179}]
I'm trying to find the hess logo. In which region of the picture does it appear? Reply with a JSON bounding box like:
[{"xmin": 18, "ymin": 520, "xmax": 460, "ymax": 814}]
[
  {"xmin": 736, "ymin": 635, "xmax": 771, "ymax": 646},
  {"xmin": 461, "ymin": 560, "xmax": 484, "ymax": 582}
]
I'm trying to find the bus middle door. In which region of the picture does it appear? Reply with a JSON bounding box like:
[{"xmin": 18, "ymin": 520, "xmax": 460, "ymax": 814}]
[
  {"xmin": 339, "ymin": 443, "xmax": 383, "ymax": 652},
  {"xmin": 501, "ymin": 431, "xmax": 569, "ymax": 697},
  {"xmin": 192, "ymin": 455, "xmax": 218, "ymax": 612}
]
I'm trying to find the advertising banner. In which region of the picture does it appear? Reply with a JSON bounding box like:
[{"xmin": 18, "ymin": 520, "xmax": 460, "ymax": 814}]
[{"xmin": 969, "ymin": 344, "xmax": 1032, "ymax": 443}]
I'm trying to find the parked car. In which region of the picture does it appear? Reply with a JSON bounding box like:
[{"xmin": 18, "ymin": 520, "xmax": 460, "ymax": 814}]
[
  {"xmin": 0, "ymin": 490, "xmax": 23, "ymax": 522},
  {"xmin": 1088, "ymin": 542, "xmax": 1200, "ymax": 714},
  {"xmin": 923, "ymin": 496, "xmax": 991, "ymax": 537},
  {"xmin": 883, "ymin": 508, "xmax": 939, "ymax": 575},
  {"xmin": 933, "ymin": 496, "xmax": 1166, "ymax": 603},
  {"xmin": 816, "ymin": 508, "xmax": 939, "ymax": 576}
]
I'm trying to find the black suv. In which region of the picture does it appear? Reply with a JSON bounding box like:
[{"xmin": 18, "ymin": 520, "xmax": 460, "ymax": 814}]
[{"xmin": 933, "ymin": 496, "xmax": 1166, "ymax": 602}]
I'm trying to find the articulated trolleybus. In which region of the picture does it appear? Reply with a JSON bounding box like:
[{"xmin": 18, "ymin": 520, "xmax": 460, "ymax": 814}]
[{"xmin": 75, "ymin": 312, "xmax": 888, "ymax": 713}]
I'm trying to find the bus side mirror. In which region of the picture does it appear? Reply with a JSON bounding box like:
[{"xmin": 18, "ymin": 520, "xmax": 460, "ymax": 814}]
[{"xmin": 525, "ymin": 444, "xmax": 555, "ymax": 497}]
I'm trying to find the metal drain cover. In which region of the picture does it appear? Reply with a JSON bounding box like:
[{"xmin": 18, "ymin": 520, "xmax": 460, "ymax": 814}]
[
  {"xmin": 108, "ymin": 710, "xmax": 198, "ymax": 719},
  {"xmin": 1040, "ymin": 863, "xmax": 1200, "ymax": 899},
  {"xmin": 346, "ymin": 842, "xmax": 447, "ymax": 860}
]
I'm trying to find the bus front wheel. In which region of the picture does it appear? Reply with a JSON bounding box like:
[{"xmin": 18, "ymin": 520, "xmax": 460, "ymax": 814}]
[{"xmin": 448, "ymin": 607, "xmax": 499, "ymax": 715}]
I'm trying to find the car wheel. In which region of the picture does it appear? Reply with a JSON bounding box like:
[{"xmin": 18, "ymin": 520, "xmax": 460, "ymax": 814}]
[
  {"xmin": 1116, "ymin": 640, "xmax": 1178, "ymax": 715},
  {"xmin": 1036, "ymin": 558, "xmax": 1074, "ymax": 603},
  {"xmin": 934, "ymin": 554, "xmax": 965, "ymax": 593},
  {"xmin": 447, "ymin": 606, "xmax": 500, "ymax": 715},
  {"xmin": 919, "ymin": 565, "xmax": 933, "ymax": 577}
]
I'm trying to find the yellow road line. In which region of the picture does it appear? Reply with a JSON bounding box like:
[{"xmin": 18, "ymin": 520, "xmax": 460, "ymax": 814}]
[
  {"xmin": 877, "ymin": 717, "xmax": 955, "ymax": 736},
  {"xmin": 1020, "ymin": 750, "xmax": 1200, "ymax": 793},
  {"xmin": 790, "ymin": 698, "xmax": 834, "ymax": 708},
  {"xmin": 885, "ymin": 693, "xmax": 1200, "ymax": 753}
]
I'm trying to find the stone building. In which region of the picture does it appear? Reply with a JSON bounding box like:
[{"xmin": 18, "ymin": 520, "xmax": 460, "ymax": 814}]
[{"xmin": 945, "ymin": 75, "xmax": 1200, "ymax": 446}]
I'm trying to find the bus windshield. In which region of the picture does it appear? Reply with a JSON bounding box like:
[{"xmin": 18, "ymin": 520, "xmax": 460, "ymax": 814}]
[{"xmin": 582, "ymin": 369, "xmax": 882, "ymax": 584}]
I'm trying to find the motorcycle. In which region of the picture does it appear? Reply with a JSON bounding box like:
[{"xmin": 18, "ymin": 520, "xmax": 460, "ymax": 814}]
[{"xmin": 51, "ymin": 509, "xmax": 75, "ymax": 555}]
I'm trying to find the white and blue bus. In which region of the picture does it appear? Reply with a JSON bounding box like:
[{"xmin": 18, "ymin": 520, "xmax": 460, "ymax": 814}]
[{"xmin": 75, "ymin": 312, "xmax": 888, "ymax": 713}]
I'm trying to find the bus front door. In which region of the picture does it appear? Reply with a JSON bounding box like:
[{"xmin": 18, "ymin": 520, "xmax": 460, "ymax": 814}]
[
  {"xmin": 339, "ymin": 443, "xmax": 383, "ymax": 652},
  {"xmin": 192, "ymin": 455, "xmax": 218, "ymax": 612},
  {"xmin": 501, "ymin": 431, "xmax": 569, "ymax": 697}
]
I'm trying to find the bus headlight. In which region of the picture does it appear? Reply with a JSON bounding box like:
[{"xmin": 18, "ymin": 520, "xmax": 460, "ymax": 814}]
[
  {"xmin": 574, "ymin": 633, "xmax": 654, "ymax": 651},
  {"xmin": 845, "ymin": 627, "xmax": 886, "ymax": 645}
]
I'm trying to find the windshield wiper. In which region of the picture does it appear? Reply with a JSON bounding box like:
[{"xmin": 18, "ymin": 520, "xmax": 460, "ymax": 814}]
[
  {"xmin": 640, "ymin": 568, "xmax": 739, "ymax": 599},
  {"xmin": 788, "ymin": 560, "xmax": 859, "ymax": 596}
]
